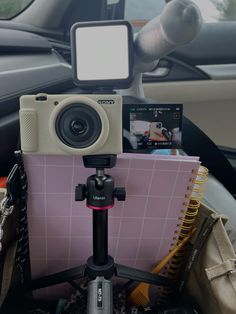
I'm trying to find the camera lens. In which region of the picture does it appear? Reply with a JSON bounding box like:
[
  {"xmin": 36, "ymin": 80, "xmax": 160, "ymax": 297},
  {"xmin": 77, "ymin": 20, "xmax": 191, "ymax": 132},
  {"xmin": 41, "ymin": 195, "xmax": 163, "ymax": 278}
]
[{"xmin": 55, "ymin": 103, "xmax": 102, "ymax": 149}]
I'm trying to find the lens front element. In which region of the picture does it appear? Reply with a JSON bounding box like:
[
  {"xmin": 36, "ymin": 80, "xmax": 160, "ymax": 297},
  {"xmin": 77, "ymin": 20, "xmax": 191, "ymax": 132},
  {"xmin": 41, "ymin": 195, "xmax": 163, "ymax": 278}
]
[{"xmin": 70, "ymin": 119, "xmax": 87, "ymax": 135}]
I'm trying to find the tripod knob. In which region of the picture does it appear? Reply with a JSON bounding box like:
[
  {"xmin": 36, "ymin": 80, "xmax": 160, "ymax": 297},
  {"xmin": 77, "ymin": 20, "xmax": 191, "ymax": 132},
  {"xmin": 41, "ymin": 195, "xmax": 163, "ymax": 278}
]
[
  {"xmin": 75, "ymin": 184, "xmax": 87, "ymax": 201},
  {"xmin": 113, "ymin": 187, "xmax": 126, "ymax": 201}
]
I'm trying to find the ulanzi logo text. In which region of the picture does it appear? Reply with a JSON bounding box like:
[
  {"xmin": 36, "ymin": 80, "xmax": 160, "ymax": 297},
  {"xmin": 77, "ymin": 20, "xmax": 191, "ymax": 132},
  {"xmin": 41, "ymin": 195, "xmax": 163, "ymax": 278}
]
[
  {"xmin": 97, "ymin": 100, "xmax": 115, "ymax": 105},
  {"xmin": 93, "ymin": 196, "xmax": 106, "ymax": 201}
]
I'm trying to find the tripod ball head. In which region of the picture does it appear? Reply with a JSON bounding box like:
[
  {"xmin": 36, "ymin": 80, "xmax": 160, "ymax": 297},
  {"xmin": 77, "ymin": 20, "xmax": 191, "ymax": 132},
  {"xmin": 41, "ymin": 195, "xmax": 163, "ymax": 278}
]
[{"xmin": 75, "ymin": 174, "xmax": 126, "ymax": 210}]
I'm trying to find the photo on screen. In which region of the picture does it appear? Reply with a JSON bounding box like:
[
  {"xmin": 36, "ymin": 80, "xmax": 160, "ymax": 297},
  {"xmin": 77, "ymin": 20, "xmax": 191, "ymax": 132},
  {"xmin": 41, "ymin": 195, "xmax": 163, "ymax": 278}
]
[{"xmin": 123, "ymin": 104, "xmax": 183, "ymax": 153}]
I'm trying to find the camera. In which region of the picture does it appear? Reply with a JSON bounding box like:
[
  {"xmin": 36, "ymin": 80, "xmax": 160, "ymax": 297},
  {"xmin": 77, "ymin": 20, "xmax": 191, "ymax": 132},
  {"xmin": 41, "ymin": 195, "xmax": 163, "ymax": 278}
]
[
  {"xmin": 20, "ymin": 93, "xmax": 122, "ymax": 156},
  {"xmin": 20, "ymin": 95, "xmax": 182, "ymax": 155}
]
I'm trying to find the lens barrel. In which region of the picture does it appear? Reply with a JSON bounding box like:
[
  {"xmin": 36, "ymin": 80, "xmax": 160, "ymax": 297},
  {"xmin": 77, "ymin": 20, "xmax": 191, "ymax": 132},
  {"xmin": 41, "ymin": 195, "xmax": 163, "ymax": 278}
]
[{"xmin": 55, "ymin": 103, "xmax": 102, "ymax": 149}]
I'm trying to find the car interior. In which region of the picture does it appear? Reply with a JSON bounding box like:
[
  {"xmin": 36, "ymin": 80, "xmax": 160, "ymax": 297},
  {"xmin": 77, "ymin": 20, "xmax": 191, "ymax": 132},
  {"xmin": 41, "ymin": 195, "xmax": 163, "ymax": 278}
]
[{"xmin": 0, "ymin": 0, "xmax": 236, "ymax": 313}]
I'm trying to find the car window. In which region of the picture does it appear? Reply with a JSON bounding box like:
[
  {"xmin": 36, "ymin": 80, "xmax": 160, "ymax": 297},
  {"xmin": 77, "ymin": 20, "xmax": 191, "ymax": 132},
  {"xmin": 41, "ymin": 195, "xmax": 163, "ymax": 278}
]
[
  {"xmin": 125, "ymin": 0, "xmax": 236, "ymax": 27},
  {"xmin": 0, "ymin": 0, "xmax": 33, "ymax": 20}
]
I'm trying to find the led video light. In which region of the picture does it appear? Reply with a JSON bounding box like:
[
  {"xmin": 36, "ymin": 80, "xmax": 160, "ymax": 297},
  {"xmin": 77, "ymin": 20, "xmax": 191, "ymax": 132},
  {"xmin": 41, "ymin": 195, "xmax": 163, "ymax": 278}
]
[{"xmin": 71, "ymin": 21, "xmax": 133, "ymax": 89}]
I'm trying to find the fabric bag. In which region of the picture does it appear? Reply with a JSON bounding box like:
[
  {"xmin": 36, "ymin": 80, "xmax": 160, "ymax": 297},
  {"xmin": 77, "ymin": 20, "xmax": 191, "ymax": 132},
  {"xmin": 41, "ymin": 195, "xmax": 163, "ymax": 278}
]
[
  {"xmin": 0, "ymin": 156, "xmax": 30, "ymax": 307},
  {"xmin": 186, "ymin": 203, "xmax": 236, "ymax": 314},
  {"xmin": 0, "ymin": 188, "xmax": 19, "ymax": 306}
]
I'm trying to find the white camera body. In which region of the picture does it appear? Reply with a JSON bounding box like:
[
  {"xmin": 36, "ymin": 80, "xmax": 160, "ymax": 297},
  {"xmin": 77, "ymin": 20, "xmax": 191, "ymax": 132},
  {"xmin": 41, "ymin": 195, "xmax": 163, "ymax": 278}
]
[{"xmin": 20, "ymin": 94, "xmax": 122, "ymax": 156}]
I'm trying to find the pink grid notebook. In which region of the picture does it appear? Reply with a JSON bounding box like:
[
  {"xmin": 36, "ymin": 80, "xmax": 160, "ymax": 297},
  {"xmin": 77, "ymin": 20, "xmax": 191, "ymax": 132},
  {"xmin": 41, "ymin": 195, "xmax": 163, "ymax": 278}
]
[{"xmin": 24, "ymin": 153, "xmax": 200, "ymax": 298}]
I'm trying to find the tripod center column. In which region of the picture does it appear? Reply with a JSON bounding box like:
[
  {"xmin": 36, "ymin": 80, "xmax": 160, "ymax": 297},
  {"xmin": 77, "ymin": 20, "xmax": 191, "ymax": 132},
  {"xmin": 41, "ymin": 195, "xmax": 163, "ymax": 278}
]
[
  {"xmin": 93, "ymin": 210, "xmax": 108, "ymax": 266},
  {"xmin": 89, "ymin": 168, "xmax": 115, "ymax": 266}
]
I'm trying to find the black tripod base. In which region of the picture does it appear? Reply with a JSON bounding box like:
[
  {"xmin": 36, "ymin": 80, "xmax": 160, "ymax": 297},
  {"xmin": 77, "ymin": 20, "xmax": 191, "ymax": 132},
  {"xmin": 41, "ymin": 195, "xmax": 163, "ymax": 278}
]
[
  {"xmin": 26, "ymin": 255, "xmax": 173, "ymax": 292},
  {"xmin": 26, "ymin": 264, "xmax": 86, "ymax": 291}
]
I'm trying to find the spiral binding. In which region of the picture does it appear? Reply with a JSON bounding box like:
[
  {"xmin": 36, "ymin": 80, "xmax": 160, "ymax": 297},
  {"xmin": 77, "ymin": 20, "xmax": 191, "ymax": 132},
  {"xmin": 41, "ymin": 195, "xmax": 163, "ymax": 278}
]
[{"xmin": 157, "ymin": 165, "xmax": 209, "ymax": 304}]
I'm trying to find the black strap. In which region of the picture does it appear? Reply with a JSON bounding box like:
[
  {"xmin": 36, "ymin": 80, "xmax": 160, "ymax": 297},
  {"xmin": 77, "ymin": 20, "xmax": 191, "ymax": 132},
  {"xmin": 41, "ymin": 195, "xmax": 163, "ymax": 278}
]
[
  {"xmin": 13, "ymin": 151, "xmax": 31, "ymax": 282},
  {"xmin": 5, "ymin": 164, "xmax": 21, "ymax": 208}
]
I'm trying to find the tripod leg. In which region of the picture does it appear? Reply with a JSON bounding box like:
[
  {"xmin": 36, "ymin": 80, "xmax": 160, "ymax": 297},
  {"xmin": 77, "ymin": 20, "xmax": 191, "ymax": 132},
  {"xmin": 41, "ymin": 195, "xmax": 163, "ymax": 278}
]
[
  {"xmin": 87, "ymin": 277, "xmax": 113, "ymax": 314},
  {"xmin": 114, "ymin": 263, "xmax": 173, "ymax": 287},
  {"xmin": 25, "ymin": 265, "xmax": 86, "ymax": 291}
]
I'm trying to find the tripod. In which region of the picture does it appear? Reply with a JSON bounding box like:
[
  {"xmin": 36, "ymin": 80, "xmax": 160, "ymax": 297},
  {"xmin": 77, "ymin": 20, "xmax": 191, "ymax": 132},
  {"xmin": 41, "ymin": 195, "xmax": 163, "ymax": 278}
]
[{"xmin": 26, "ymin": 155, "xmax": 173, "ymax": 313}]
